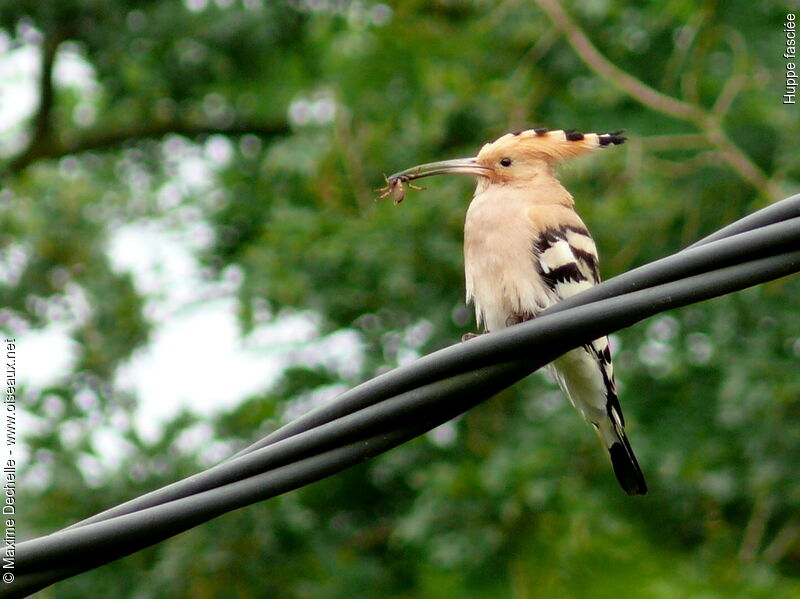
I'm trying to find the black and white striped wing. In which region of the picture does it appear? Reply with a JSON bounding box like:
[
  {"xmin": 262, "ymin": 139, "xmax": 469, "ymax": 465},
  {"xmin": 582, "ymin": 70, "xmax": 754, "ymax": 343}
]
[
  {"xmin": 533, "ymin": 224, "xmax": 600, "ymax": 301},
  {"xmin": 531, "ymin": 224, "xmax": 647, "ymax": 495},
  {"xmin": 531, "ymin": 225, "xmax": 600, "ymax": 310},
  {"xmin": 531, "ymin": 223, "xmax": 616, "ymax": 396},
  {"xmin": 531, "ymin": 222, "xmax": 617, "ymax": 392}
]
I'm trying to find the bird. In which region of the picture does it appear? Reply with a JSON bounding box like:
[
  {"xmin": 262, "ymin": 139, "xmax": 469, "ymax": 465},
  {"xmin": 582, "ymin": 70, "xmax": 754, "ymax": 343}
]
[{"xmin": 382, "ymin": 127, "xmax": 647, "ymax": 495}]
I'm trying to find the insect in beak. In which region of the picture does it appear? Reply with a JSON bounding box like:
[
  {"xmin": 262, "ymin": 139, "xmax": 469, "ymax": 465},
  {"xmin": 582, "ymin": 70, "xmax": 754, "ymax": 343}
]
[
  {"xmin": 377, "ymin": 157, "xmax": 490, "ymax": 204},
  {"xmin": 376, "ymin": 174, "xmax": 425, "ymax": 205}
]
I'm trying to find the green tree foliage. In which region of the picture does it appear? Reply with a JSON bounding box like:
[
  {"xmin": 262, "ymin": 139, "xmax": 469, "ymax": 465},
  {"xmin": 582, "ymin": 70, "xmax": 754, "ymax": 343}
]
[{"xmin": 2, "ymin": 0, "xmax": 800, "ymax": 596}]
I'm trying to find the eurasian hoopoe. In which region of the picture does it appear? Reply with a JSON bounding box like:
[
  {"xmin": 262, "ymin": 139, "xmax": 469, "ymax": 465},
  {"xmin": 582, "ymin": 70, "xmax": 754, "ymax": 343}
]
[{"xmin": 382, "ymin": 128, "xmax": 647, "ymax": 495}]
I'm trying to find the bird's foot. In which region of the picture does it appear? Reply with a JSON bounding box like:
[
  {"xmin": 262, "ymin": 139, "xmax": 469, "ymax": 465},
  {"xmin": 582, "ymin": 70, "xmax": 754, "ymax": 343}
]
[
  {"xmin": 461, "ymin": 332, "xmax": 483, "ymax": 342},
  {"xmin": 506, "ymin": 312, "xmax": 535, "ymax": 326}
]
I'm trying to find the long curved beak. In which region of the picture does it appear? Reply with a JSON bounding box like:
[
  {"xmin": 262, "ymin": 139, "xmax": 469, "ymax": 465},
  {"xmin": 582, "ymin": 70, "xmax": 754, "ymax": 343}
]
[{"xmin": 388, "ymin": 157, "xmax": 491, "ymax": 182}]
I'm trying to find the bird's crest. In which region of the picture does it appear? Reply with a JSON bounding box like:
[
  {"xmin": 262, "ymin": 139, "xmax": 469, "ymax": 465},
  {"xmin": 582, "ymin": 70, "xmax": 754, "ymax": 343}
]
[{"xmin": 478, "ymin": 128, "xmax": 626, "ymax": 163}]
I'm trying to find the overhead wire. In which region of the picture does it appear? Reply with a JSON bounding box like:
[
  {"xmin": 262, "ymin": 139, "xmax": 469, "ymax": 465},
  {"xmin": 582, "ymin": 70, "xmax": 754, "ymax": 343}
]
[{"xmin": 5, "ymin": 194, "xmax": 800, "ymax": 599}]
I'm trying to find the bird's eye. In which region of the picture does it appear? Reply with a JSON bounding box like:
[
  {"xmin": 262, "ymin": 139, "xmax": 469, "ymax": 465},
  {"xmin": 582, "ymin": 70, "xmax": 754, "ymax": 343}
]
[{"xmin": 499, "ymin": 157, "xmax": 512, "ymax": 167}]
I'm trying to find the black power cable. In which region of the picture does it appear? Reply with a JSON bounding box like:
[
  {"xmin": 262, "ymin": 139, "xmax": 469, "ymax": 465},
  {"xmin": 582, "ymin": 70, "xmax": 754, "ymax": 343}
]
[
  {"xmin": 33, "ymin": 214, "xmax": 800, "ymax": 537},
  {"xmin": 5, "ymin": 194, "xmax": 800, "ymax": 598}
]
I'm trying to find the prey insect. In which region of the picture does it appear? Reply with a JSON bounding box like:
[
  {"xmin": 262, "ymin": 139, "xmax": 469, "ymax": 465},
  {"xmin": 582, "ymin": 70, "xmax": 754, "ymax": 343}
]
[{"xmin": 376, "ymin": 174, "xmax": 425, "ymax": 204}]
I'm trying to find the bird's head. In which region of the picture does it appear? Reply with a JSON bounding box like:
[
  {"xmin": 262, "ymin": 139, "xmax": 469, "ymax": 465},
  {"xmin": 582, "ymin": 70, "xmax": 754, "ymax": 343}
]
[{"xmin": 384, "ymin": 128, "xmax": 625, "ymax": 193}]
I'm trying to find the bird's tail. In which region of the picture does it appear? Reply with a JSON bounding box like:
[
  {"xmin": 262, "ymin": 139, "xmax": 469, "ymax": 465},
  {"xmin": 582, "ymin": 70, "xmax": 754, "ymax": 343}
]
[
  {"xmin": 548, "ymin": 353, "xmax": 647, "ymax": 496},
  {"xmin": 598, "ymin": 420, "xmax": 647, "ymax": 496}
]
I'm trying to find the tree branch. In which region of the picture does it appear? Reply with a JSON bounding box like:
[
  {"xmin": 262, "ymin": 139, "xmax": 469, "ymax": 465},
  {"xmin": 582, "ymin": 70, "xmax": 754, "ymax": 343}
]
[
  {"xmin": 534, "ymin": 0, "xmax": 705, "ymax": 122},
  {"xmin": 8, "ymin": 31, "xmax": 63, "ymax": 172},
  {"xmin": 711, "ymin": 27, "xmax": 748, "ymax": 118},
  {"xmin": 701, "ymin": 120, "xmax": 782, "ymax": 201},
  {"xmin": 762, "ymin": 516, "xmax": 800, "ymax": 565},
  {"xmin": 33, "ymin": 34, "xmax": 59, "ymax": 143},
  {"xmin": 643, "ymin": 134, "xmax": 713, "ymax": 151},
  {"xmin": 534, "ymin": 0, "xmax": 781, "ymax": 202},
  {"xmin": 6, "ymin": 119, "xmax": 291, "ymax": 174},
  {"xmin": 647, "ymin": 151, "xmax": 724, "ymax": 177},
  {"xmin": 738, "ymin": 495, "xmax": 775, "ymax": 562}
]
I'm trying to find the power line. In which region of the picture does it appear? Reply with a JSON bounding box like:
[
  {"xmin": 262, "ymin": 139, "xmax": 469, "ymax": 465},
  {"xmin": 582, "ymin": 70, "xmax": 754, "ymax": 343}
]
[{"xmin": 5, "ymin": 194, "xmax": 800, "ymax": 598}]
